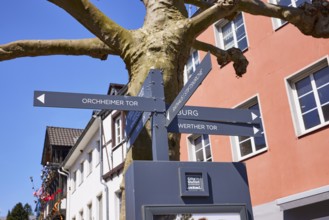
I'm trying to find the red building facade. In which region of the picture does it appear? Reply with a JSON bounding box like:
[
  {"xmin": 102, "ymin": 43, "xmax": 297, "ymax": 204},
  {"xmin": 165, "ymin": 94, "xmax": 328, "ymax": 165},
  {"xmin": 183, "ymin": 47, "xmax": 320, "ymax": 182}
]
[{"xmin": 180, "ymin": 9, "xmax": 329, "ymax": 220}]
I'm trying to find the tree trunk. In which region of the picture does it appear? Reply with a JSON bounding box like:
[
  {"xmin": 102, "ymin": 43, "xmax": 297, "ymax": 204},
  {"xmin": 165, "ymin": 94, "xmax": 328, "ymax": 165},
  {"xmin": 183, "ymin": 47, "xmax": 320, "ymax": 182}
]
[{"xmin": 118, "ymin": 3, "xmax": 194, "ymax": 219}]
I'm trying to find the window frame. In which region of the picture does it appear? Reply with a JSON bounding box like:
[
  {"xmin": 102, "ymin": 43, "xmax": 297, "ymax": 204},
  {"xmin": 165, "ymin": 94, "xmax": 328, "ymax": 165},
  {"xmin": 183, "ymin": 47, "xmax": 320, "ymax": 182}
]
[
  {"xmin": 97, "ymin": 193, "xmax": 103, "ymax": 220},
  {"xmin": 87, "ymin": 202, "xmax": 92, "ymax": 220},
  {"xmin": 184, "ymin": 49, "xmax": 200, "ymax": 84},
  {"xmin": 230, "ymin": 95, "xmax": 268, "ymax": 161},
  {"xmin": 88, "ymin": 151, "xmax": 93, "ymax": 175},
  {"xmin": 112, "ymin": 112, "xmax": 125, "ymax": 147},
  {"xmin": 285, "ymin": 56, "xmax": 329, "ymax": 137},
  {"xmin": 269, "ymin": 0, "xmax": 311, "ymax": 30},
  {"xmin": 115, "ymin": 190, "xmax": 122, "ymax": 220},
  {"xmin": 214, "ymin": 13, "xmax": 249, "ymax": 52},
  {"xmin": 187, "ymin": 134, "xmax": 213, "ymax": 162},
  {"xmin": 72, "ymin": 170, "xmax": 77, "ymax": 193},
  {"xmin": 95, "ymin": 140, "xmax": 101, "ymax": 166},
  {"xmin": 80, "ymin": 161, "xmax": 84, "ymax": 185},
  {"xmin": 79, "ymin": 209, "xmax": 84, "ymax": 220}
]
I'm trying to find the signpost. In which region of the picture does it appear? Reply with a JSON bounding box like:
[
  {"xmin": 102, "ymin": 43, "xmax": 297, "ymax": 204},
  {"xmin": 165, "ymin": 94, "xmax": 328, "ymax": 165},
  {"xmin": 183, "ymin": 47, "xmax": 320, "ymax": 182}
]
[
  {"xmin": 126, "ymin": 111, "xmax": 152, "ymax": 149},
  {"xmin": 34, "ymin": 55, "xmax": 257, "ymax": 220},
  {"xmin": 33, "ymin": 55, "xmax": 263, "ymax": 161},
  {"xmin": 125, "ymin": 72, "xmax": 153, "ymax": 139},
  {"xmin": 165, "ymin": 52, "xmax": 212, "ymax": 126}
]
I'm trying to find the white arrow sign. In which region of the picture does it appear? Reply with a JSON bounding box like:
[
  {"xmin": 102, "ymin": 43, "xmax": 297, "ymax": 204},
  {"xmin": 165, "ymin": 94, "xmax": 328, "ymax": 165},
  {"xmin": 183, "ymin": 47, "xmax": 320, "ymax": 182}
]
[
  {"xmin": 251, "ymin": 112, "xmax": 258, "ymax": 121},
  {"xmin": 37, "ymin": 94, "xmax": 45, "ymax": 104}
]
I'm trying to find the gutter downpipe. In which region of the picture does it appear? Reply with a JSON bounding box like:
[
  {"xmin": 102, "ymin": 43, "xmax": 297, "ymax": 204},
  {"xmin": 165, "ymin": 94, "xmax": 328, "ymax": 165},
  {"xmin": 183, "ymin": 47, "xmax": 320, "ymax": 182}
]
[
  {"xmin": 58, "ymin": 167, "xmax": 71, "ymax": 219},
  {"xmin": 99, "ymin": 116, "xmax": 110, "ymax": 220}
]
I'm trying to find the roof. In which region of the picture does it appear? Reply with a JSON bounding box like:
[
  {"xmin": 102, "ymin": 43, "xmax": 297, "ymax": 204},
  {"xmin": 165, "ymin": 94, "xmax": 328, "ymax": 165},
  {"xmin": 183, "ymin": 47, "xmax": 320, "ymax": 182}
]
[
  {"xmin": 41, "ymin": 126, "xmax": 84, "ymax": 165},
  {"xmin": 107, "ymin": 83, "xmax": 126, "ymax": 95},
  {"xmin": 46, "ymin": 126, "xmax": 84, "ymax": 146}
]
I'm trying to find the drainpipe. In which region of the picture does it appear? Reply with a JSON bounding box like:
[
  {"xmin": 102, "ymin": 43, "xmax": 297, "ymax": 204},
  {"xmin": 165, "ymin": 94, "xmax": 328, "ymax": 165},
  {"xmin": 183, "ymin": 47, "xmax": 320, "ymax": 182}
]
[
  {"xmin": 58, "ymin": 167, "xmax": 71, "ymax": 220},
  {"xmin": 98, "ymin": 116, "xmax": 110, "ymax": 220}
]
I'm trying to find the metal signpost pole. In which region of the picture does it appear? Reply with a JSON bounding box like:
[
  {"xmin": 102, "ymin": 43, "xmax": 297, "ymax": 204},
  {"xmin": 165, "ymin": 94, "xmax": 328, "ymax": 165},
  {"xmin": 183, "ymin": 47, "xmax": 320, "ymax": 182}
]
[{"xmin": 149, "ymin": 69, "xmax": 169, "ymax": 161}]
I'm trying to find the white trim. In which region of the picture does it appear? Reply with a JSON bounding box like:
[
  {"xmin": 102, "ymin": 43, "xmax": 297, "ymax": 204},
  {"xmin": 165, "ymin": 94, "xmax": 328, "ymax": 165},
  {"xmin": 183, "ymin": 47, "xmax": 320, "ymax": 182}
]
[
  {"xmin": 284, "ymin": 56, "xmax": 329, "ymax": 137},
  {"xmin": 230, "ymin": 94, "xmax": 268, "ymax": 161},
  {"xmin": 269, "ymin": 0, "xmax": 290, "ymax": 30},
  {"xmin": 187, "ymin": 134, "xmax": 213, "ymax": 162},
  {"xmin": 183, "ymin": 49, "xmax": 200, "ymax": 84},
  {"xmin": 213, "ymin": 13, "xmax": 249, "ymax": 52},
  {"xmin": 276, "ymin": 185, "xmax": 329, "ymax": 211}
]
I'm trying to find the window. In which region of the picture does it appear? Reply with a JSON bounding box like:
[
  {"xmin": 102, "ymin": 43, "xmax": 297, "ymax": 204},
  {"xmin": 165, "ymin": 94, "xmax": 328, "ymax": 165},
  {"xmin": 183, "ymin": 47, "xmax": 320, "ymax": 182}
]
[
  {"xmin": 112, "ymin": 113, "xmax": 124, "ymax": 146},
  {"xmin": 97, "ymin": 194, "xmax": 103, "ymax": 220},
  {"xmin": 80, "ymin": 162, "xmax": 84, "ymax": 184},
  {"xmin": 286, "ymin": 58, "xmax": 329, "ymax": 135},
  {"xmin": 188, "ymin": 134, "xmax": 212, "ymax": 162},
  {"xmin": 79, "ymin": 210, "xmax": 84, "ymax": 220},
  {"xmin": 72, "ymin": 171, "xmax": 77, "ymax": 192},
  {"xmin": 231, "ymin": 97, "xmax": 267, "ymax": 161},
  {"xmin": 270, "ymin": 0, "xmax": 311, "ymax": 29},
  {"xmin": 115, "ymin": 190, "xmax": 122, "ymax": 220},
  {"xmin": 115, "ymin": 116, "xmax": 122, "ymax": 144},
  {"xmin": 215, "ymin": 13, "xmax": 248, "ymax": 51},
  {"xmin": 87, "ymin": 203, "xmax": 92, "ymax": 220},
  {"xmin": 88, "ymin": 151, "xmax": 93, "ymax": 175},
  {"xmin": 184, "ymin": 50, "xmax": 200, "ymax": 83},
  {"xmin": 95, "ymin": 140, "xmax": 101, "ymax": 166}
]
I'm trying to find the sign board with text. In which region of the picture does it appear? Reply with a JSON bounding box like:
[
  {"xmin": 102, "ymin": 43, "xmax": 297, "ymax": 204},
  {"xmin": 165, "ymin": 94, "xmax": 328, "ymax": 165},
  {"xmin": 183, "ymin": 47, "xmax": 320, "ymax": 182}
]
[
  {"xmin": 166, "ymin": 52, "xmax": 212, "ymax": 126},
  {"xmin": 168, "ymin": 118, "xmax": 261, "ymax": 137},
  {"xmin": 176, "ymin": 105, "xmax": 261, "ymax": 124},
  {"xmin": 34, "ymin": 91, "xmax": 165, "ymax": 112},
  {"xmin": 34, "ymin": 60, "xmax": 262, "ymax": 161},
  {"xmin": 125, "ymin": 73, "xmax": 153, "ymax": 137}
]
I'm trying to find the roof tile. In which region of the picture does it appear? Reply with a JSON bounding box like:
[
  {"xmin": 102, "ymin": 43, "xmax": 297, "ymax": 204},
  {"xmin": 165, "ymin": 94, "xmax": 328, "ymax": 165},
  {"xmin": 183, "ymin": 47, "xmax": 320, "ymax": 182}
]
[{"xmin": 47, "ymin": 126, "xmax": 84, "ymax": 146}]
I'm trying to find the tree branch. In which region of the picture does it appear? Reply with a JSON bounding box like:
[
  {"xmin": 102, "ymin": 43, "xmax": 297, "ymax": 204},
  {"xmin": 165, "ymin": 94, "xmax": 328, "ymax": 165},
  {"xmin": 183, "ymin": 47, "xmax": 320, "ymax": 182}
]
[
  {"xmin": 189, "ymin": 0, "xmax": 239, "ymax": 36},
  {"xmin": 237, "ymin": 0, "xmax": 329, "ymax": 38},
  {"xmin": 0, "ymin": 38, "xmax": 116, "ymax": 62},
  {"xmin": 193, "ymin": 40, "xmax": 248, "ymax": 77},
  {"xmin": 48, "ymin": 0, "xmax": 133, "ymax": 55}
]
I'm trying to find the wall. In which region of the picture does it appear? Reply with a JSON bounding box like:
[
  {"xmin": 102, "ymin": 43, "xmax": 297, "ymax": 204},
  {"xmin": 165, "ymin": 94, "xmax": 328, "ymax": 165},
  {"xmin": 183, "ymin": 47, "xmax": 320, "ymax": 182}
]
[{"xmin": 180, "ymin": 11, "xmax": 329, "ymax": 211}]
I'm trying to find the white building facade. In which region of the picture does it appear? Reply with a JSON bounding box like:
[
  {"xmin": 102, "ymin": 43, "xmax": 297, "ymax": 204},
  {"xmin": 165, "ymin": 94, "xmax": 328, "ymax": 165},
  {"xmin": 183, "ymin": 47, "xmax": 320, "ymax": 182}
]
[{"xmin": 61, "ymin": 85, "xmax": 126, "ymax": 220}]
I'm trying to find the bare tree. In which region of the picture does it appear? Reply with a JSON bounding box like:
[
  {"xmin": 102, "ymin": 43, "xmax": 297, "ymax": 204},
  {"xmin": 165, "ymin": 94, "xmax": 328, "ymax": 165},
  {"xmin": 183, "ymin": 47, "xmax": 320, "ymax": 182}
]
[{"xmin": 1, "ymin": 0, "xmax": 328, "ymax": 219}]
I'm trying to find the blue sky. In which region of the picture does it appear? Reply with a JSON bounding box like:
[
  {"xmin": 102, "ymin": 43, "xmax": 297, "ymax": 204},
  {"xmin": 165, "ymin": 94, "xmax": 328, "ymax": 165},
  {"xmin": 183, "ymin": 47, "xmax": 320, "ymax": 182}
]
[{"xmin": 0, "ymin": 0, "xmax": 145, "ymax": 215}]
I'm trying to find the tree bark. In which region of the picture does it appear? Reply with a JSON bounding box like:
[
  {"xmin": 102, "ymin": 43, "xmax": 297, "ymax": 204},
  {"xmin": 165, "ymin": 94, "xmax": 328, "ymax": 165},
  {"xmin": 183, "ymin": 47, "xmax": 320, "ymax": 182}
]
[{"xmin": 0, "ymin": 38, "xmax": 115, "ymax": 61}]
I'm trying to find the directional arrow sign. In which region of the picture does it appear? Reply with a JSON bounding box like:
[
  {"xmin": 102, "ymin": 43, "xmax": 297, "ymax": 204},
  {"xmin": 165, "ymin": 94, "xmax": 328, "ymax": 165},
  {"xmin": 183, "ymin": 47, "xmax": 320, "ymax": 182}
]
[
  {"xmin": 34, "ymin": 91, "xmax": 165, "ymax": 112},
  {"xmin": 126, "ymin": 111, "xmax": 152, "ymax": 149},
  {"xmin": 176, "ymin": 106, "xmax": 261, "ymax": 124},
  {"xmin": 125, "ymin": 72, "xmax": 153, "ymax": 137},
  {"xmin": 37, "ymin": 94, "xmax": 45, "ymax": 104},
  {"xmin": 167, "ymin": 118, "xmax": 262, "ymax": 137},
  {"xmin": 126, "ymin": 69, "xmax": 166, "ymax": 152},
  {"xmin": 166, "ymin": 52, "xmax": 212, "ymax": 126}
]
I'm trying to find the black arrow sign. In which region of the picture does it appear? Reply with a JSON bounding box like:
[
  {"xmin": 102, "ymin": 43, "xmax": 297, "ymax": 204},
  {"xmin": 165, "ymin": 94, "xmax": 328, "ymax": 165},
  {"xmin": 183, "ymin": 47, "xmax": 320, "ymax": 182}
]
[
  {"xmin": 167, "ymin": 118, "xmax": 262, "ymax": 137},
  {"xmin": 176, "ymin": 105, "xmax": 261, "ymax": 124},
  {"xmin": 166, "ymin": 52, "xmax": 212, "ymax": 126},
  {"xmin": 34, "ymin": 91, "xmax": 165, "ymax": 112}
]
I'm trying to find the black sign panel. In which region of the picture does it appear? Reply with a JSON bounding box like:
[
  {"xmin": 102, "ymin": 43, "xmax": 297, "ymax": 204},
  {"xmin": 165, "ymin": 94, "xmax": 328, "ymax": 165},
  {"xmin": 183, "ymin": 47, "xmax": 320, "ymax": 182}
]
[
  {"xmin": 176, "ymin": 105, "xmax": 261, "ymax": 124},
  {"xmin": 34, "ymin": 91, "xmax": 165, "ymax": 112},
  {"xmin": 125, "ymin": 73, "xmax": 153, "ymax": 137},
  {"xmin": 168, "ymin": 118, "xmax": 261, "ymax": 137},
  {"xmin": 166, "ymin": 52, "xmax": 212, "ymax": 126},
  {"xmin": 126, "ymin": 111, "xmax": 152, "ymax": 149}
]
